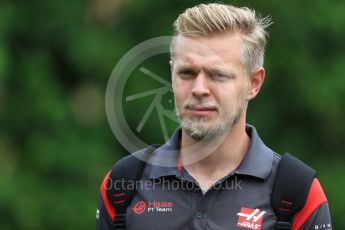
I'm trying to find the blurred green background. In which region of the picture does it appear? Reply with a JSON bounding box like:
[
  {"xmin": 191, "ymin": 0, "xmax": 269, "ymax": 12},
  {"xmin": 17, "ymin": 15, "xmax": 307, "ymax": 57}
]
[{"xmin": 0, "ymin": 0, "xmax": 344, "ymax": 229}]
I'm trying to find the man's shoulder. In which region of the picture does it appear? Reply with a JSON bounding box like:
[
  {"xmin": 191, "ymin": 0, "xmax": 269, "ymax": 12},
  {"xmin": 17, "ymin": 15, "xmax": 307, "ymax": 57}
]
[
  {"xmin": 272, "ymin": 151, "xmax": 282, "ymax": 164},
  {"xmin": 270, "ymin": 151, "xmax": 317, "ymax": 184},
  {"xmin": 271, "ymin": 151, "xmax": 282, "ymax": 175},
  {"xmin": 107, "ymin": 146, "xmax": 153, "ymax": 176}
]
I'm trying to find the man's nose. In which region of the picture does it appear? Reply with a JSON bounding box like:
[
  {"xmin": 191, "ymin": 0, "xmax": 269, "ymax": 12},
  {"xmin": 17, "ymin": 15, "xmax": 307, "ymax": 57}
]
[{"xmin": 191, "ymin": 73, "xmax": 211, "ymax": 98}]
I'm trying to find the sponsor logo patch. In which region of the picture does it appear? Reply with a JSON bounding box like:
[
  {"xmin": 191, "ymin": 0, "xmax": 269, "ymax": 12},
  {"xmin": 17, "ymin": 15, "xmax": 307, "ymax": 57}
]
[
  {"xmin": 236, "ymin": 207, "xmax": 265, "ymax": 230},
  {"xmin": 314, "ymin": 223, "xmax": 332, "ymax": 230},
  {"xmin": 132, "ymin": 201, "xmax": 147, "ymax": 214},
  {"xmin": 132, "ymin": 200, "xmax": 174, "ymax": 215}
]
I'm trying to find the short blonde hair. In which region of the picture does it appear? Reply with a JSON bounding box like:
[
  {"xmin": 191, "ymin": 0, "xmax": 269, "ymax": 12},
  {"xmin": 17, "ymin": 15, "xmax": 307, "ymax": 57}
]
[{"xmin": 171, "ymin": 3, "xmax": 272, "ymax": 74}]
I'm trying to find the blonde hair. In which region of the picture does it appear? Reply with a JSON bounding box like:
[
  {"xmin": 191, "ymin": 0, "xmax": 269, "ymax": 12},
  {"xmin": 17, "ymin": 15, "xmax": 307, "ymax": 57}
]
[{"xmin": 171, "ymin": 3, "xmax": 272, "ymax": 74}]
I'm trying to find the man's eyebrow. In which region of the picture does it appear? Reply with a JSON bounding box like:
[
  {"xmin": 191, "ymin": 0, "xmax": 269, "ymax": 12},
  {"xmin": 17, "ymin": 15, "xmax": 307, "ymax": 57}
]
[
  {"xmin": 174, "ymin": 64, "xmax": 235, "ymax": 78},
  {"xmin": 206, "ymin": 68, "xmax": 235, "ymax": 78},
  {"xmin": 175, "ymin": 64, "xmax": 194, "ymax": 70}
]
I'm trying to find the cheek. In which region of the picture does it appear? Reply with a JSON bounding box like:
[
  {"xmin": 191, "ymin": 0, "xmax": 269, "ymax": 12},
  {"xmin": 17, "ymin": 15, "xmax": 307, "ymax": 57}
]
[
  {"xmin": 173, "ymin": 90, "xmax": 184, "ymax": 107},
  {"xmin": 222, "ymin": 83, "xmax": 246, "ymax": 100},
  {"xmin": 172, "ymin": 79, "xmax": 189, "ymax": 98},
  {"xmin": 217, "ymin": 89, "xmax": 239, "ymax": 110},
  {"xmin": 172, "ymin": 85, "xmax": 183, "ymax": 105}
]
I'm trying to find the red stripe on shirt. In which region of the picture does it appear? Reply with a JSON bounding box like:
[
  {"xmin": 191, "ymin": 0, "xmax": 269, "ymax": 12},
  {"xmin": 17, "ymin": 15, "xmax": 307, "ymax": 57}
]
[
  {"xmin": 100, "ymin": 171, "xmax": 116, "ymax": 222},
  {"xmin": 177, "ymin": 157, "xmax": 182, "ymax": 172},
  {"xmin": 292, "ymin": 178, "xmax": 327, "ymax": 229}
]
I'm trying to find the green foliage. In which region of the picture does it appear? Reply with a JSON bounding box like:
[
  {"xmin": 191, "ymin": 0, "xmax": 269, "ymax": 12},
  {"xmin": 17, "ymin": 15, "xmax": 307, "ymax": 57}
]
[{"xmin": 0, "ymin": 0, "xmax": 344, "ymax": 229}]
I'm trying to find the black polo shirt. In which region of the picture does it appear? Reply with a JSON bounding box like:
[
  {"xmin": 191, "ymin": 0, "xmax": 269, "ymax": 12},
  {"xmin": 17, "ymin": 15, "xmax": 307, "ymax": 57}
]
[{"xmin": 97, "ymin": 125, "xmax": 332, "ymax": 230}]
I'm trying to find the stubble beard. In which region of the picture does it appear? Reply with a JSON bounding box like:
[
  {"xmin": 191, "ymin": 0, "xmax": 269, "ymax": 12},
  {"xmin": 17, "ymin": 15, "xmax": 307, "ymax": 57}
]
[{"xmin": 175, "ymin": 93, "xmax": 248, "ymax": 142}]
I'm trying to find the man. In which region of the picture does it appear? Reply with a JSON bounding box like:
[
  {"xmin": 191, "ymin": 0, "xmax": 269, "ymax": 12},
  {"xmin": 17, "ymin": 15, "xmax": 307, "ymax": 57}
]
[{"xmin": 97, "ymin": 3, "xmax": 332, "ymax": 230}]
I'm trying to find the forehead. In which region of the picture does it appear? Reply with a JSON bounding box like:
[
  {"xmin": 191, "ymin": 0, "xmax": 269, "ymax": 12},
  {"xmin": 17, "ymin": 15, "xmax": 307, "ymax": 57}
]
[{"xmin": 172, "ymin": 32, "xmax": 244, "ymax": 67}]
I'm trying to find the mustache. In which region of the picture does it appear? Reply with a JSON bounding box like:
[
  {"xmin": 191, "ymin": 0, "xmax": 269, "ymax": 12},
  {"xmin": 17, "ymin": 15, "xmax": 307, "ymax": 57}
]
[{"xmin": 182, "ymin": 100, "xmax": 219, "ymax": 111}]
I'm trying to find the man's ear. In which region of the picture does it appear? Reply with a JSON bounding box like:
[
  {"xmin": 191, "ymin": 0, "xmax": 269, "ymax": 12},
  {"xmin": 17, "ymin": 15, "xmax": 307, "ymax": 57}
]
[{"xmin": 247, "ymin": 67, "xmax": 265, "ymax": 101}]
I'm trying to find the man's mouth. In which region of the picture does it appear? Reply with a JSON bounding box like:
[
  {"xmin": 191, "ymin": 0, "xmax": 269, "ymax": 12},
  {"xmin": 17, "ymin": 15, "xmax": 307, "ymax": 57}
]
[{"xmin": 187, "ymin": 106, "xmax": 218, "ymax": 116}]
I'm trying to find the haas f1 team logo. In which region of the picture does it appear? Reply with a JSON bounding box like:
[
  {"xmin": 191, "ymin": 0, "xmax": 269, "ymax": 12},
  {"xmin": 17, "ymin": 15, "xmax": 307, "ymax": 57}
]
[
  {"xmin": 132, "ymin": 200, "xmax": 173, "ymax": 215},
  {"xmin": 132, "ymin": 201, "xmax": 147, "ymax": 214},
  {"xmin": 236, "ymin": 207, "xmax": 266, "ymax": 230}
]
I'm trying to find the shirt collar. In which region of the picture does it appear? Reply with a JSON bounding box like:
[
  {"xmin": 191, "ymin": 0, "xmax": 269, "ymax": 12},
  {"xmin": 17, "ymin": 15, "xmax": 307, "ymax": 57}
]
[
  {"xmin": 233, "ymin": 125, "xmax": 274, "ymax": 180},
  {"xmin": 148, "ymin": 128, "xmax": 181, "ymax": 179},
  {"xmin": 148, "ymin": 124, "xmax": 274, "ymax": 180}
]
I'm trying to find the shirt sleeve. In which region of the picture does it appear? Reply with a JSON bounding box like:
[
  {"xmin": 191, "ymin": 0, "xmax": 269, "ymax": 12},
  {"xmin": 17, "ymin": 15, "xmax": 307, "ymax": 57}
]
[
  {"xmin": 292, "ymin": 178, "xmax": 332, "ymax": 230},
  {"xmin": 96, "ymin": 171, "xmax": 115, "ymax": 230},
  {"xmin": 301, "ymin": 202, "xmax": 332, "ymax": 230}
]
